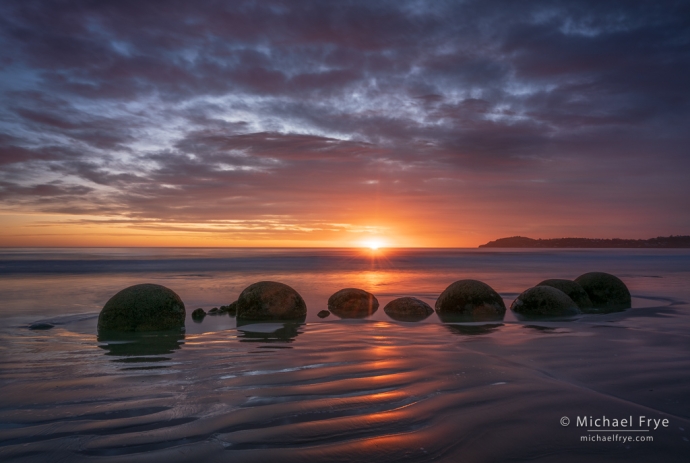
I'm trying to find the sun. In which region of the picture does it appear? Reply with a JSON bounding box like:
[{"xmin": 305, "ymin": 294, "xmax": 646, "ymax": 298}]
[{"xmin": 363, "ymin": 239, "xmax": 384, "ymax": 250}]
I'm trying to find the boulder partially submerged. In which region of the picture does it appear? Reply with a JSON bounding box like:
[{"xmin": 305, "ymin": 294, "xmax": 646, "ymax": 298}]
[
  {"xmin": 328, "ymin": 288, "xmax": 379, "ymax": 318},
  {"xmin": 536, "ymin": 279, "xmax": 593, "ymax": 310},
  {"xmin": 575, "ymin": 272, "xmax": 631, "ymax": 310},
  {"xmin": 219, "ymin": 301, "xmax": 237, "ymax": 316},
  {"xmin": 236, "ymin": 281, "xmax": 307, "ymax": 320},
  {"xmin": 317, "ymin": 310, "xmax": 331, "ymax": 318},
  {"xmin": 435, "ymin": 280, "xmax": 506, "ymax": 321},
  {"xmin": 384, "ymin": 297, "xmax": 434, "ymax": 322},
  {"xmin": 191, "ymin": 308, "xmax": 206, "ymax": 321},
  {"xmin": 98, "ymin": 284, "xmax": 185, "ymax": 332},
  {"xmin": 510, "ymin": 286, "xmax": 581, "ymax": 318}
]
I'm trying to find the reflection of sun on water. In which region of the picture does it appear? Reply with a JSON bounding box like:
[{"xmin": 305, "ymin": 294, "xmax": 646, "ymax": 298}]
[{"xmin": 362, "ymin": 271, "xmax": 386, "ymax": 288}]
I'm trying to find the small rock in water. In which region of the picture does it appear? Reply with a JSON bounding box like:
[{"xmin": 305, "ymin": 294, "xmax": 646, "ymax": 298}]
[
  {"xmin": 536, "ymin": 279, "xmax": 593, "ymax": 310},
  {"xmin": 317, "ymin": 310, "xmax": 331, "ymax": 318},
  {"xmin": 435, "ymin": 279, "xmax": 506, "ymax": 321},
  {"xmin": 510, "ymin": 286, "xmax": 581, "ymax": 317},
  {"xmin": 191, "ymin": 308, "xmax": 206, "ymax": 321},
  {"xmin": 575, "ymin": 272, "xmax": 631, "ymax": 310},
  {"xmin": 225, "ymin": 301, "xmax": 238, "ymax": 316},
  {"xmin": 384, "ymin": 297, "xmax": 434, "ymax": 322},
  {"xmin": 29, "ymin": 322, "xmax": 54, "ymax": 330},
  {"xmin": 236, "ymin": 281, "xmax": 307, "ymax": 320},
  {"xmin": 328, "ymin": 288, "xmax": 379, "ymax": 318},
  {"xmin": 97, "ymin": 283, "xmax": 186, "ymax": 332},
  {"xmin": 217, "ymin": 301, "xmax": 238, "ymax": 316},
  {"xmin": 208, "ymin": 307, "xmax": 220, "ymax": 315}
]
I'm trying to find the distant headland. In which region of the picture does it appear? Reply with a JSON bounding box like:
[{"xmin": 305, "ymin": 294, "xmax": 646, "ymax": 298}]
[{"xmin": 479, "ymin": 236, "xmax": 690, "ymax": 248}]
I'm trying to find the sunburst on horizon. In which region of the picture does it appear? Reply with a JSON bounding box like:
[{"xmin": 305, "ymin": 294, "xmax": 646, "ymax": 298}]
[{"xmin": 363, "ymin": 239, "xmax": 385, "ymax": 250}]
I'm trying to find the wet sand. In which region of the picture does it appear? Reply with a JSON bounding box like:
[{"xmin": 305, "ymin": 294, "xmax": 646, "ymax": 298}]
[{"xmin": 1, "ymin": 249, "xmax": 689, "ymax": 461}]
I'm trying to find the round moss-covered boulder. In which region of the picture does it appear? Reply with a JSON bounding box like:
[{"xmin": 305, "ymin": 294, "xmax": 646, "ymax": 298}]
[
  {"xmin": 575, "ymin": 272, "xmax": 631, "ymax": 310},
  {"xmin": 384, "ymin": 297, "xmax": 434, "ymax": 322},
  {"xmin": 510, "ymin": 286, "xmax": 581, "ymax": 317},
  {"xmin": 236, "ymin": 281, "xmax": 307, "ymax": 320},
  {"xmin": 537, "ymin": 279, "xmax": 593, "ymax": 310},
  {"xmin": 328, "ymin": 288, "xmax": 379, "ymax": 318},
  {"xmin": 435, "ymin": 280, "xmax": 506, "ymax": 321},
  {"xmin": 98, "ymin": 284, "xmax": 186, "ymax": 332}
]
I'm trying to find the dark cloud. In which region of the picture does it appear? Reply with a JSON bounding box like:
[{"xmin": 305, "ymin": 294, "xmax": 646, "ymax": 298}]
[{"xmin": 0, "ymin": 0, "xmax": 689, "ymax": 242}]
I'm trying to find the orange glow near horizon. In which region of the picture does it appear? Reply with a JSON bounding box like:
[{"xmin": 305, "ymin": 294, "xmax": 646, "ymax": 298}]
[
  {"xmin": 1, "ymin": 212, "xmax": 487, "ymax": 248},
  {"xmin": 0, "ymin": 206, "xmax": 664, "ymax": 249}
]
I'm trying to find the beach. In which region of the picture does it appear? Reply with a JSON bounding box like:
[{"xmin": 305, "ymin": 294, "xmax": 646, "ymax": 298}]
[{"xmin": 1, "ymin": 248, "xmax": 689, "ymax": 461}]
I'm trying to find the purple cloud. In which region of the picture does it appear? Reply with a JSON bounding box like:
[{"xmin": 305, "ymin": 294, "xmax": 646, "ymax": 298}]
[{"xmin": 0, "ymin": 0, "xmax": 689, "ymax": 244}]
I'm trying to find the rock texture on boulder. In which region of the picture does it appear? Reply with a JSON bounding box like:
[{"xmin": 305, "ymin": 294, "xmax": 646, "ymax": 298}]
[
  {"xmin": 575, "ymin": 272, "xmax": 631, "ymax": 310},
  {"xmin": 327, "ymin": 288, "xmax": 379, "ymax": 318},
  {"xmin": 98, "ymin": 284, "xmax": 186, "ymax": 332},
  {"xmin": 435, "ymin": 280, "xmax": 506, "ymax": 321},
  {"xmin": 236, "ymin": 281, "xmax": 307, "ymax": 320},
  {"xmin": 537, "ymin": 279, "xmax": 593, "ymax": 310},
  {"xmin": 384, "ymin": 297, "xmax": 434, "ymax": 322},
  {"xmin": 317, "ymin": 310, "xmax": 331, "ymax": 318},
  {"xmin": 510, "ymin": 286, "xmax": 581, "ymax": 317}
]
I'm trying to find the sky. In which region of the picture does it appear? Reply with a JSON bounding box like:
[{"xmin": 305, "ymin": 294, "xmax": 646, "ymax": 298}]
[{"xmin": 0, "ymin": 0, "xmax": 689, "ymax": 248}]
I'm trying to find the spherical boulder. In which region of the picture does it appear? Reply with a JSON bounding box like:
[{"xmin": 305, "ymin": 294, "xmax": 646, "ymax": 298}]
[
  {"xmin": 98, "ymin": 284, "xmax": 186, "ymax": 332},
  {"xmin": 435, "ymin": 280, "xmax": 506, "ymax": 321},
  {"xmin": 317, "ymin": 310, "xmax": 331, "ymax": 318},
  {"xmin": 537, "ymin": 279, "xmax": 593, "ymax": 310},
  {"xmin": 510, "ymin": 286, "xmax": 581, "ymax": 317},
  {"xmin": 384, "ymin": 297, "xmax": 434, "ymax": 322},
  {"xmin": 574, "ymin": 272, "xmax": 631, "ymax": 310},
  {"xmin": 191, "ymin": 308, "xmax": 206, "ymax": 321},
  {"xmin": 328, "ymin": 288, "xmax": 379, "ymax": 318},
  {"xmin": 236, "ymin": 281, "xmax": 307, "ymax": 320}
]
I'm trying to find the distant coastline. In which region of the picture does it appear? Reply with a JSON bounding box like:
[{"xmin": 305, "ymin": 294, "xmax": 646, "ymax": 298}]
[{"xmin": 479, "ymin": 235, "xmax": 690, "ymax": 248}]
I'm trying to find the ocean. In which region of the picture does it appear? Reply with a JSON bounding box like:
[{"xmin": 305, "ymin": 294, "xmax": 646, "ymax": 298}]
[{"xmin": 1, "ymin": 248, "xmax": 689, "ymax": 461}]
